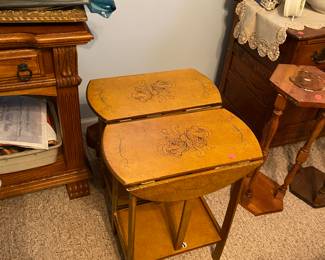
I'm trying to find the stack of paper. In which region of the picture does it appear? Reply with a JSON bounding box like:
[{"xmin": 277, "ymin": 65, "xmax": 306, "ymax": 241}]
[{"xmin": 0, "ymin": 96, "xmax": 56, "ymax": 151}]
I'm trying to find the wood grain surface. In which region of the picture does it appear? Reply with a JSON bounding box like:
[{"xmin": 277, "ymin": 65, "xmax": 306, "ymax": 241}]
[
  {"xmin": 87, "ymin": 68, "xmax": 222, "ymax": 122},
  {"xmin": 114, "ymin": 198, "xmax": 221, "ymax": 260},
  {"xmin": 270, "ymin": 64, "xmax": 325, "ymax": 108},
  {"xmin": 127, "ymin": 161, "xmax": 262, "ymax": 202},
  {"xmin": 102, "ymin": 108, "xmax": 262, "ymax": 186},
  {"xmin": 220, "ymin": 13, "xmax": 325, "ymax": 146},
  {"xmin": 0, "ymin": 22, "xmax": 93, "ymax": 199},
  {"xmin": 0, "ymin": 22, "xmax": 93, "ymax": 49}
]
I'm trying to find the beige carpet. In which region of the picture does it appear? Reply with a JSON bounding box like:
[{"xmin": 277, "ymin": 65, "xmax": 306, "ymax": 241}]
[{"xmin": 1, "ymin": 135, "xmax": 324, "ymax": 260}]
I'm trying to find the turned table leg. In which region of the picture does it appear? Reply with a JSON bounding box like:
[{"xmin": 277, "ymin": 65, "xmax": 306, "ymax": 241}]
[
  {"xmin": 239, "ymin": 94, "xmax": 288, "ymax": 215},
  {"xmin": 275, "ymin": 111, "xmax": 325, "ymax": 200},
  {"xmin": 244, "ymin": 94, "xmax": 287, "ymax": 198}
]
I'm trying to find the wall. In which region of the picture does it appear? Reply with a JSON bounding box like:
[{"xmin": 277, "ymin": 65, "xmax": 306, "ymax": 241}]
[{"xmin": 78, "ymin": 0, "xmax": 234, "ymax": 118}]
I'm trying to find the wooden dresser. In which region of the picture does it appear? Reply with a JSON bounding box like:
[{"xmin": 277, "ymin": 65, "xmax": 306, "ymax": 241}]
[
  {"xmin": 220, "ymin": 13, "xmax": 325, "ymax": 146},
  {"xmin": 0, "ymin": 23, "xmax": 93, "ymax": 199}
]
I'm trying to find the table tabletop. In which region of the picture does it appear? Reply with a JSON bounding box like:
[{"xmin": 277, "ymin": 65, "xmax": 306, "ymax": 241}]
[
  {"xmin": 270, "ymin": 64, "xmax": 325, "ymax": 108},
  {"xmin": 102, "ymin": 108, "xmax": 262, "ymax": 186},
  {"xmin": 87, "ymin": 68, "xmax": 222, "ymax": 122}
]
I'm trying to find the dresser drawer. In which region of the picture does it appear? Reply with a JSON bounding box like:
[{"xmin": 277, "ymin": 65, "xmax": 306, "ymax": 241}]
[
  {"xmin": 232, "ymin": 44, "xmax": 276, "ymax": 107},
  {"xmin": 223, "ymin": 69, "xmax": 271, "ymax": 135},
  {"xmin": 294, "ymin": 42, "xmax": 325, "ymax": 70},
  {"xmin": 0, "ymin": 49, "xmax": 43, "ymax": 80},
  {"xmin": 0, "ymin": 48, "xmax": 56, "ymax": 94}
]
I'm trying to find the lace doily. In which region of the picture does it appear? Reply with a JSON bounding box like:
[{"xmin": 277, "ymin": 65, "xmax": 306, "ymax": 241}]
[{"xmin": 234, "ymin": 0, "xmax": 325, "ymax": 61}]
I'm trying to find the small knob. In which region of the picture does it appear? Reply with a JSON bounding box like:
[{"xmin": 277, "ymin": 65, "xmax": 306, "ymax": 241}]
[
  {"xmin": 17, "ymin": 63, "xmax": 33, "ymax": 82},
  {"xmin": 312, "ymin": 49, "xmax": 325, "ymax": 64}
]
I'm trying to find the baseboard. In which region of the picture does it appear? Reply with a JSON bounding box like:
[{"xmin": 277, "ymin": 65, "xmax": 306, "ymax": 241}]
[{"xmin": 81, "ymin": 116, "xmax": 97, "ymax": 129}]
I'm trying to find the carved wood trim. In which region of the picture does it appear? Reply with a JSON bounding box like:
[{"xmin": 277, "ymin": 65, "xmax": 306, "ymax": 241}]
[
  {"xmin": 275, "ymin": 110, "xmax": 325, "ymax": 198},
  {"xmin": 53, "ymin": 46, "xmax": 81, "ymax": 88},
  {"xmin": 0, "ymin": 23, "xmax": 91, "ymax": 200},
  {"xmin": 53, "ymin": 46, "xmax": 85, "ymax": 169},
  {"xmin": 0, "ymin": 167, "xmax": 89, "ymax": 199},
  {"xmin": 66, "ymin": 180, "xmax": 90, "ymax": 199},
  {"xmin": 56, "ymin": 87, "xmax": 85, "ymax": 169},
  {"xmin": 0, "ymin": 7, "xmax": 87, "ymax": 24},
  {"xmin": 0, "ymin": 76, "xmax": 56, "ymax": 92}
]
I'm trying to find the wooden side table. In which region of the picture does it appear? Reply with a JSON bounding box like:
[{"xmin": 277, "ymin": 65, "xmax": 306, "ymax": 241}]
[
  {"xmin": 0, "ymin": 23, "xmax": 93, "ymax": 199},
  {"xmin": 240, "ymin": 64, "xmax": 325, "ymax": 215},
  {"xmin": 86, "ymin": 68, "xmax": 222, "ymax": 208},
  {"xmin": 102, "ymin": 108, "xmax": 263, "ymax": 260}
]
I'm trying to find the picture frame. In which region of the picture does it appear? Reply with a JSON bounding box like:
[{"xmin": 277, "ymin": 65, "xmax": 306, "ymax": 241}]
[{"xmin": 256, "ymin": 0, "xmax": 281, "ymax": 11}]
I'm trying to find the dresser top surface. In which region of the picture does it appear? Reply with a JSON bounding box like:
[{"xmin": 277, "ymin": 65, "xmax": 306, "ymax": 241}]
[{"xmin": 288, "ymin": 27, "xmax": 325, "ymax": 40}]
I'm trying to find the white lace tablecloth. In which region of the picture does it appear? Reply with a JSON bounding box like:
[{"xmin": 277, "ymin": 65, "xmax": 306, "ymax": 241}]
[{"xmin": 234, "ymin": 0, "xmax": 325, "ymax": 61}]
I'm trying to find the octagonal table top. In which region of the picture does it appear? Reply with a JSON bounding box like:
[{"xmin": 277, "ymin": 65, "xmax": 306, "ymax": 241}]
[{"xmin": 270, "ymin": 64, "xmax": 325, "ymax": 109}]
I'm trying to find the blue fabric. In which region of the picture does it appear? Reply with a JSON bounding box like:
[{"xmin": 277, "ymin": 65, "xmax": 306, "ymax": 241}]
[{"xmin": 88, "ymin": 0, "xmax": 116, "ymax": 18}]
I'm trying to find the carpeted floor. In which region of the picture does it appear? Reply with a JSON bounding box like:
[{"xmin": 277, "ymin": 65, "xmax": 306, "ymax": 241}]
[{"xmin": 1, "ymin": 133, "xmax": 324, "ymax": 260}]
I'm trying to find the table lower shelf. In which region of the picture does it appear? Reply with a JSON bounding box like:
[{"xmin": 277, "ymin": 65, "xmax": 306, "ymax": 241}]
[
  {"xmin": 114, "ymin": 197, "xmax": 221, "ymax": 260},
  {"xmin": 240, "ymin": 171, "xmax": 283, "ymax": 216},
  {"xmin": 290, "ymin": 166, "xmax": 325, "ymax": 208}
]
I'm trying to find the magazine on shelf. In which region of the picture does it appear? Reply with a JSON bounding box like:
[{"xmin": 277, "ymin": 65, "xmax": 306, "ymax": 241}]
[{"xmin": 0, "ymin": 96, "xmax": 50, "ymax": 150}]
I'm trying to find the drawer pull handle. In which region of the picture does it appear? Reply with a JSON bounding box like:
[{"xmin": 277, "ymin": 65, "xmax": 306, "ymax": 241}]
[
  {"xmin": 312, "ymin": 49, "xmax": 325, "ymax": 64},
  {"xmin": 17, "ymin": 63, "xmax": 32, "ymax": 81}
]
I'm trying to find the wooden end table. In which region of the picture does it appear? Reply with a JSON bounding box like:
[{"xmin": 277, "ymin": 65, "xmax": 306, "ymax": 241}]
[
  {"xmin": 102, "ymin": 108, "xmax": 263, "ymax": 260},
  {"xmin": 240, "ymin": 64, "xmax": 325, "ymax": 215},
  {"xmin": 86, "ymin": 68, "xmax": 222, "ymax": 207}
]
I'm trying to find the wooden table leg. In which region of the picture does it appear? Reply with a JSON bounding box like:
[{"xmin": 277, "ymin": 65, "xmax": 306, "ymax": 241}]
[
  {"xmin": 127, "ymin": 194, "xmax": 137, "ymax": 260},
  {"xmin": 275, "ymin": 111, "xmax": 325, "ymax": 200},
  {"xmin": 213, "ymin": 179, "xmax": 243, "ymax": 260},
  {"xmin": 174, "ymin": 199, "xmax": 193, "ymax": 250},
  {"xmin": 86, "ymin": 122, "xmax": 99, "ymax": 152},
  {"xmin": 110, "ymin": 176, "xmax": 119, "ymax": 234},
  {"xmin": 240, "ymin": 94, "xmax": 286, "ymax": 215},
  {"xmin": 98, "ymin": 119, "xmax": 106, "ymax": 186},
  {"xmin": 85, "ymin": 120, "xmax": 105, "ymax": 157}
]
